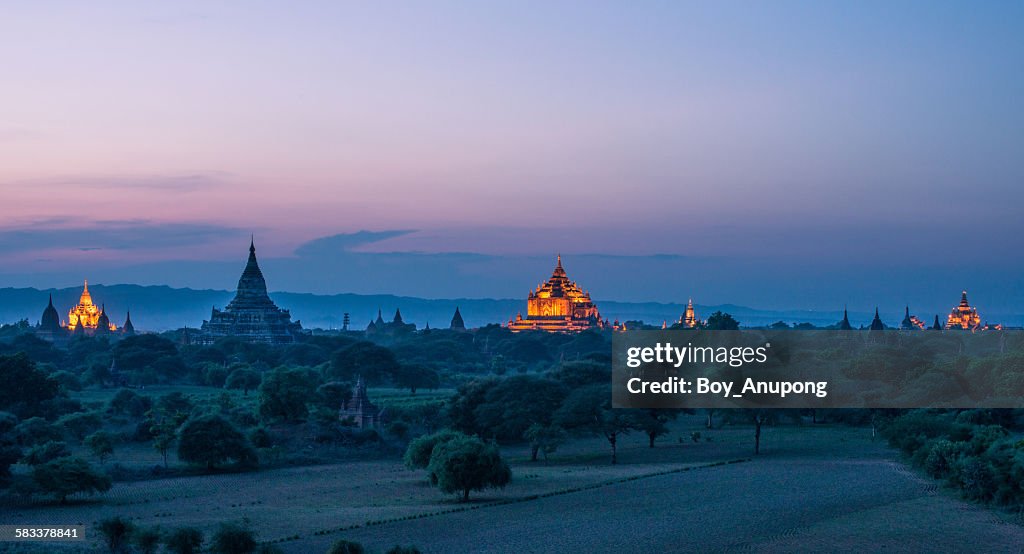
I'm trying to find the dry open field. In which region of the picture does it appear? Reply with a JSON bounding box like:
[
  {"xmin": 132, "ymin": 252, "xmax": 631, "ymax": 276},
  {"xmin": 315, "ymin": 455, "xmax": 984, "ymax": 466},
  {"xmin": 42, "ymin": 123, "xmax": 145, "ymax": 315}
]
[{"xmin": 4, "ymin": 417, "xmax": 1023, "ymax": 553}]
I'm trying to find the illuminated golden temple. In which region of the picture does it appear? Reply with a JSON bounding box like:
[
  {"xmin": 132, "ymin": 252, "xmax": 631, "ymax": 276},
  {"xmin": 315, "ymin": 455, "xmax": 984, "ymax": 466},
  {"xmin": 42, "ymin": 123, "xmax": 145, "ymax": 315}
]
[
  {"xmin": 68, "ymin": 280, "xmax": 116, "ymax": 332},
  {"xmin": 678, "ymin": 298, "xmax": 700, "ymax": 328},
  {"xmin": 507, "ymin": 255, "xmax": 607, "ymax": 332},
  {"xmin": 946, "ymin": 290, "xmax": 981, "ymax": 330}
]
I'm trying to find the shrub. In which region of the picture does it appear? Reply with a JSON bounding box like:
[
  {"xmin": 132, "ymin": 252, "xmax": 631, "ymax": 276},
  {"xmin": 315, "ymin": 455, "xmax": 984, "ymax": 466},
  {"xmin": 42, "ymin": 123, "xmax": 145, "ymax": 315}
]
[
  {"xmin": 32, "ymin": 456, "xmax": 111, "ymax": 503},
  {"xmin": 924, "ymin": 439, "xmax": 964, "ymax": 479},
  {"xmin": 164, "ymin": 526, "xmax": 204, "ymax": 554},
  {"xmin": 210, "ymin": 522, "xmax": 257, "ymax": 554},
  {"xmin": 326, "ymin": 539, "xmax": 365, "ymax": 554},
  {"xmin": 96, "ymin": 516, "xmax": 134, "ymax": 553}
]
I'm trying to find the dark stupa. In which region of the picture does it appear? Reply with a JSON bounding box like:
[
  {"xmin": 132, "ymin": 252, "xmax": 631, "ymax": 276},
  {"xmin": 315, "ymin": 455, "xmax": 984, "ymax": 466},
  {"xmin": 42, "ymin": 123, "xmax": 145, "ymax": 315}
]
[
  {"xmin": 899, "ymin": 306, "xmax": 916, "ymax": 330},
  {"xmin": 40, "ymin": 294, "xmax": 61, "ymax": 333},
  {"xmin": 837, "ymin": 307, "xmax": 853, "ymax": 330},
  {"xmin": 195, "ymin": 238, "xmax": 304, "ymax": 345},
  {"xmin": 122, "ymin": 310, "xmax": 135, "ymax": 336},
  {"xmin": 450, "ymin": 306, "xmax": 466, "ymax": 330},
  {"xmin": 869, "ymin": 307, "xmax": 885, "ymax": 331},
  {"xmin": 931, "ymin": 315, "xmax": 943, "ymax": 330}
]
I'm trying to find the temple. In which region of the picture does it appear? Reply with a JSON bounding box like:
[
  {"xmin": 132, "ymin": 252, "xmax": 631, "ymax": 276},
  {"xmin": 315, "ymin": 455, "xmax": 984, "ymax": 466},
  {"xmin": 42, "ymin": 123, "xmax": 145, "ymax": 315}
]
[
  {"xmin": 946, "ymin": 290, "xmax": 981, "ymax": 330},
  {"xmin": 678, "ymin": 299, "xmax": 700, "ymax": 328},
  {"xmin": 195, "ymin": 239, "xmax": 305, "ymax": 345},
  {"xmin": 868, "ymin": 308, "xmax": 885, "ymax": 331},
  {"xmin": 899, "ymin": 306, "xmax": 926, "ymax": 330},
  {"xmin": 507, "ymin": 255, "xmax": 607, "ymax": 332},
  {"xmin": 339, "ymin": 376, "xmax": 384, "ymax": 429},
  {"xmin": 450, "ymin": 307, "xmax": 466, "ymax": 330},
  {"xmin": 837, "ymin": 307, "xmax": 854, "ymax": 330},
  {"xmin": 68, "ymin": 281, "xmax": 115, "ymax": 332},
  {"xmin": 366, "ymin": 308, "xmax": 416, "ymax": 336}
]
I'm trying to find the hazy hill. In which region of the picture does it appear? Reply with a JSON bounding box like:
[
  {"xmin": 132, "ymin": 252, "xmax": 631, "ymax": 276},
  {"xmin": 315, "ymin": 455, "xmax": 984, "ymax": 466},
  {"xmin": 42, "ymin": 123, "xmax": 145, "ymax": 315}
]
[{"xmin": 0, "ymin": 284, "xmax": 866, "ymax": 332}]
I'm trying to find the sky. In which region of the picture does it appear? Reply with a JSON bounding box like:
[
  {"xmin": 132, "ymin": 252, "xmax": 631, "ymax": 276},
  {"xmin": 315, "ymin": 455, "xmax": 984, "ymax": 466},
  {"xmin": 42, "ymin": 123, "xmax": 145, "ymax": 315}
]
[{"xmin": 1, "ymin": 2, "xmax": 1023, "ymax": 313}]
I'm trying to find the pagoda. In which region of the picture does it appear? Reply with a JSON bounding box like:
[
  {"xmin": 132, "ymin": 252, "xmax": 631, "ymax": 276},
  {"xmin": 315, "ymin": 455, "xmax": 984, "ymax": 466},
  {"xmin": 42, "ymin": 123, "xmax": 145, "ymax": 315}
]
[
  {"xmin": 195, "ymin": 239, "xmax": 304, "ymax": 344},
  {"xmin": 67, "ymin": 280, "xmax": 115, "ymax": 332},
  {"xmin": 507, "ymin": 255, "xmax": 606, "ymax": 332},
  {"xmin": 339, "ymin": 376, "xmax": 384, "ymax": 429},
  {"xmin": 946, "ymin": 290, "xmax": 981, "ymax": 330},
  {"xmin": 678, "ymin": 299, "xmax": 700, "ymax": 328},
  {"xmin": 837, "ymin": 307, "xmax": 854, "ymax": 330}
]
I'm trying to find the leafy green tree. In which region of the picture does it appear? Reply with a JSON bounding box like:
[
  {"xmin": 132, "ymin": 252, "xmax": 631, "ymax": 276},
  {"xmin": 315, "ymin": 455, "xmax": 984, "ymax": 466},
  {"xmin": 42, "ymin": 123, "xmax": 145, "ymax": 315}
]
[
  {"xmin": 0, "ymin": 353, "xmax": 59, "ymax": 418},
  {"xmin": 704, "ymin": 311, "xmax": 740, "ymax": 330},
  {"xmin": 32, "ymin": 456, "xmax": 111, "ymax": 503},
  {"xmin": 392, "ymin": 364, "xmax": 440, "ymax": 395},
  {"xmin": 404, "ymin": 429, "xmax": 465, "ymax": 469},
  {"xmin": 523, "ymin": 423, "xmax": 566, "ymax": 462},
  {"xmin": 555, "ymin": 384, "xmax": 641, "ymax": 464},
  {"xmin": 149, "ymin": 411, "xmax": 185, "ymax": 468},
  {"xmin": 426, "ymin": 435, "xmax": 511, "ymax": 501},
  {"xmin": 225, "ymin": 368, "xmax": 262, "ymax": 396},
  {"xmin": 0, "ymin": 411, "xmax": 20, "ymax": 486},
  {"xmin": 327, "ymin": 540, "xmax": 366, "ymax": 554},
  {"xmin": 96, "ymin": 516, "xmax": 134, "ymax": 553},
  {"xmin": 86, "ymin": 431, "xmax": 115, "ymax": 464},
  {"xmin": 20, "ymin": 441, "xmax": 70, "ymax": 466},
  {"xmin": 257, "ymin": 367, "xmax": 319, "ymax": 422},
  {"xmin": 57, "ymin": 411, "xmax": 104, "ymax": 440},
  {"xmin": 108, "ymin": 389, "xmax": 152, "ymax": 418},
  {"xmin": 329, "ymin": 341, "xmax": 400, "ymax": 384},
  {"xmin": 14, "ymin": 417, "xmax": 63, "ymax": 446},
  {"xmin": 209, "ymin": 522, "xmax": 257, "ymax": 554},
  {"xmin": 636, "ymin": 409, "xmax": 681, "ymax": 448},
  {"xmin": 177, "ymin": 415, "xmax": 257, "ymax": 470},
  {"xmin": 471, "ymin": 375, "xmax": 568, "ymax": 442},
  {"xmin": 164, "ymin": 527, "xmax": 204, "ymax": 554}
]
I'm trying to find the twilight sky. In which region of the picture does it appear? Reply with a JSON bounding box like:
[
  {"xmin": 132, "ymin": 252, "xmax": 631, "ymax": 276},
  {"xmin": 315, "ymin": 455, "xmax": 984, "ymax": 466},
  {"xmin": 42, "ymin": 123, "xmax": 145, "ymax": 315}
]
[{"xmin": 1, "ymin": 2, "xmax": 1023, "ymax": 313}]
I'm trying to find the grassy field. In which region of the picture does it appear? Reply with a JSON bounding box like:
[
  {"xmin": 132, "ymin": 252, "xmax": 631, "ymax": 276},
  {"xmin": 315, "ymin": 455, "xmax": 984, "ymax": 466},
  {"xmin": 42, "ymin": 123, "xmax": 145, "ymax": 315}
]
[{"xmin": 6, "ymin": 415, "xmax": 1023, "ymax": 552}]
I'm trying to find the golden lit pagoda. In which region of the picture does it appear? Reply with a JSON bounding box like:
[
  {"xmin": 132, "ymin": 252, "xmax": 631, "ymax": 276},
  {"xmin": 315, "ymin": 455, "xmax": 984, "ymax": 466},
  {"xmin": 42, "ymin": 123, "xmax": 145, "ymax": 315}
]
[
  {"xmin": 67, "ymin": 280, "xmax": 116, "ymax": 331},
  {"xmin": 946, "ymin": 290, "xmax": 981, "ymax": 330},
  {"xmin": 507, "ymin": 255, "xmax": 606, "ymax": 332},
  {"xmin": 678, "ymin": 298, "xmax": 700, "ymax": 328}
]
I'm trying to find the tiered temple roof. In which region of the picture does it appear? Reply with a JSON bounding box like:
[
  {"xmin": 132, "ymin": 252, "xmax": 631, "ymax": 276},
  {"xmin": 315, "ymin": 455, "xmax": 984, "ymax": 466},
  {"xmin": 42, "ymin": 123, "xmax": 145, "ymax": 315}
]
[
  {"xmin": 339, "ymin": 376, "xmax": 384, "ymax": 429},
  {"xmin": 946, "ymin": 290, "xmax": 981, "ymax": 330},
  {"xmin": 195, "ymin": 239, "xmax": 304, "ymax": 344},
  {"xmin": 507, "ymin": 255, "xmax": 607, "ymax": 332}
]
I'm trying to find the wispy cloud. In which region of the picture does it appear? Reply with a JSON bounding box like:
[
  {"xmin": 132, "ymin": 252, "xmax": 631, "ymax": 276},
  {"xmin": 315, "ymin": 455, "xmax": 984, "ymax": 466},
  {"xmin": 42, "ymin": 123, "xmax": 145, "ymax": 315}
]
[
  {"xmin": 1, "ymin": 172, "xmax": 231, "ymax": 193},
  {"xmin": 0, "ymin": 221, "xmax": 246, "ymax": 255},
  {"xmin": 294, "ymin": 230, "xmax": 417, "ymax": 257}
]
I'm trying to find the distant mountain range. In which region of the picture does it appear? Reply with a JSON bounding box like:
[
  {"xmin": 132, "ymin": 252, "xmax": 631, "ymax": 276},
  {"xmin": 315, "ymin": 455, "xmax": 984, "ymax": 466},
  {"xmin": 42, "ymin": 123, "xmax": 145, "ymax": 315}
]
[{"xmin": 0, "ymin": 284, "xmax": 933, "ymax": 332}]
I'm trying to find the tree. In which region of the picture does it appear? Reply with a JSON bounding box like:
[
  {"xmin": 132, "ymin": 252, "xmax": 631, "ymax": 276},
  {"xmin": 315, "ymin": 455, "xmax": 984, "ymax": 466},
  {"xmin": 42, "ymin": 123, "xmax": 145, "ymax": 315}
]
[
  {"xmin": 470, "ymin": 375, "xmax": 568, "ymax": 442},
  {"xmin": 209, "ymin": 522, "xmax": 257, "ymax": 554},
  {"xmin": 704, "ymin": 311, "xmax": 740, "ymax": 330},
  {"xmin": 20, "ymin": 441, "xmax": 70, "ymax": 466},
  {"xmin": 132, "ymin": 526, "xmax": 162, "ymax": 554},
  {"xmin": 329, "ymin": 341, "xmax": 401, "ymax": 384},
  {"xmin": 257, "ymin": 367, "xmax": 319, "ymax": 422},
  {"xmin": 725, "ymin": 409, "xmax": 781, "ymax": 455},
  {"xmin": 426, "ymin": 435, "xmax": 511, "ymax": 501},
  {"xmin": 0, "ymin": 353, "xmax": 59, "ymax": 418},
  {"xmin": 225, "ymin": 368, "xmax": 262, "ymax": 396},
  {"xmin": 96, "ymin": 516, "xmax": 134, "ymax": 553},
  {"xmin": 32, "ymin": 456, "xmax": 111, "ymax": 503},
  {"xmin": 177, "ymin": 415, "xmax": 257, "ymax": 470},
  {"xmin": 404, "ymin": 429, "xmax": 465, "ymax": 470},
  {"xmin": 392, "ymin": 364, "xmax": 440, "ymax": 395},
  {"xmin": 523, "ymin": 423, "xmax": 566, "ymax": 462},
  {"xmin": 555, "ymin": 384, "xmax": 640, "ymax": 464},
  {"xmin": 327, "ymin": 540, "xmax": 366, "ymax": 554},
  {"xmin": 149, "ymin": 411, "xmax": 185, "ymax": 468},
  {"xmin": 164, "ymin": 527, "xmax": 204, "ymax": 554},
  {"xmin": 85, "ymin": 431, "xmax": 115, "ymax": 464},
  {"xmin": 635, "ymin": 409, "xmax": 682, "ymax": 448}
]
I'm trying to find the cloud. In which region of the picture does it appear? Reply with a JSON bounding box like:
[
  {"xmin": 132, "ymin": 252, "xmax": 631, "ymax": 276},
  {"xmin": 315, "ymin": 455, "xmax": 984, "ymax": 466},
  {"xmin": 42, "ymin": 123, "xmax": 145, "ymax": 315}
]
[
  {"xmin": 1, "ymin": 172, "xmax": 230, "ymax": 192},
  {"xmin": 0, "ymin": 221, "xmax": 246, "ymax": 255},
  {"xmin": 294, "ymin": 230, "xmax": 417, "ymax": 257}
]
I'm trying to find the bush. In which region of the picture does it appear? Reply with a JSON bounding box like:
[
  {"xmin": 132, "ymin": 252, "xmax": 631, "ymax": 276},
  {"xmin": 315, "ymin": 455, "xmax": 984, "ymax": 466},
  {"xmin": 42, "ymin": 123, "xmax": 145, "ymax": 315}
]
[
  {"xmin": 326, "ymin": 539, "xmax": 365, "ymax": 554},
  {"xmin": 210, "ymin": 522, "xmax": 257, "ymax": 554},
  {"xmin": 164, "ymin": 526, "xmax": 204, "ymax": 554},
  {"xmin": 924, "ymin": 439, "xmax": 964, "ymax": 479},
  {"xmin": 132, "ymin": 526, "xmax": 162, "ymax": 554},
  {"xmin": 96, "ymin": 516, "xmax": 134, "ymax": 553}
]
